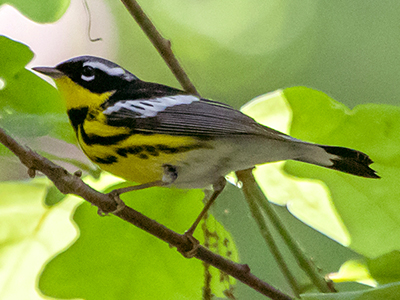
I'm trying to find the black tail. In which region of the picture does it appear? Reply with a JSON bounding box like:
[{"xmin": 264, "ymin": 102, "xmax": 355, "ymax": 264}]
[{"xmin": 320, "ymin": 146, "xmax": 379, "ymax": 178}]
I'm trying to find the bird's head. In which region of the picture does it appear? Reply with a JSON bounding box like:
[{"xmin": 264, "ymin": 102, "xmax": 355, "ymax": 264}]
[{"xmin": 33, "ymin": 56, "xmax": 138, "ymax": 110}]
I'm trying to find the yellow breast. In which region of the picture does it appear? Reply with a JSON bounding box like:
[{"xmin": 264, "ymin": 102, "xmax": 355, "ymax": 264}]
[{"xmin": 78, "ymin": 127, "xmax": 202, "ymax": 184}]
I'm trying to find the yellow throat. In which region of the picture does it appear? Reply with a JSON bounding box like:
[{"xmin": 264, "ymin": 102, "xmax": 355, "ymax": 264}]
[{"xmin": 53, "ymin": 76, "xmax": 114, "ymax": 110}]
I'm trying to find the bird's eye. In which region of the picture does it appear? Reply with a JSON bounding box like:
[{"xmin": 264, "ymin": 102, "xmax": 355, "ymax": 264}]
[{"xmin": 81, "ymin": 66, "xmax": 95, "ymax": 81}]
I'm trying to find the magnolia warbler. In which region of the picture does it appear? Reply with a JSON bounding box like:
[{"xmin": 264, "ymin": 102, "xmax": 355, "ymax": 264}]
[{"xmin": 33, "ymin": 56, "xmax": 379, "ymax": 235}]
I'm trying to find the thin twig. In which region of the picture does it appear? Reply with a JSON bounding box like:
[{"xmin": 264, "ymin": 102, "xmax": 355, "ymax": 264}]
[
  {"xmin": 238, "ymin": 169, "xmax": 302, "ymax": 298},
  {"xmin": 236, "ymin": 169, "xmax": 335, "ymax": 294},
  {"xmin": 120, "ymin": 0, "xmax": 199, "ymax": 95},
  {"xmin": 0, "ymin": 126, "xmax": 292, "ymax": 300}
]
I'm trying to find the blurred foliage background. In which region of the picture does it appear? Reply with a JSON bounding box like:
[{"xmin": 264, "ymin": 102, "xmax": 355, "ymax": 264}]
[
  {"xmin": 2, "ymin": 0, "xmax": 400, "ymax": 109},
  {"xmin": 0, "ymin": 0, "xmax": 399, "ymax": 300}
]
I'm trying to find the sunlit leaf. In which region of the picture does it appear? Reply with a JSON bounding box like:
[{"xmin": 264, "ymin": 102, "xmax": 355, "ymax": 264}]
[
  {"xmin": 327, "ymin": 259, "xmax": 376, "ymax": 287},
  {"xmin": 243, "ymin": 87, "xmax": 399, "ymax": 259},
  {"xmin": 0, "ymin": 36, "xmax": 63, "ymax": 114},
  {"xmin": 284, "ymin": 87, "xmax": 398, "ymax": 258},
  {"xmin": 241, "ymin": 90, "xmax": 350, "ymax": 246},
  {"xmin": 39, "ymin": 185, "xmax": 238, "ymax": 299},
  {"xmin": 0, "ymin": 173, "xmax": 129, "ymax": 300},
  {"xmin": 0, "ymin": 37, "xmax": 94, "ymax": 179},
  {"xmin": 0, "ymin": 0, "xmax": 70, "ymax": 23},
  {"xmin": 0, "ymin": 178, "xmax": 81, "ymax": 300},
  {"xmin": 301, "ymin": 282, "xmax": 400, "ymax": 300}
]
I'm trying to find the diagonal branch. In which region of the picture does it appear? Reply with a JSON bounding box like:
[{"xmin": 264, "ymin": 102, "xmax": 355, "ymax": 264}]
[
  {"xmin": 120, "ymin": 0, "xmax": 199, "ymax": 95},
  {"xmin": 0, "ymin": 126, "xmax": 292, "ymax": 300}
]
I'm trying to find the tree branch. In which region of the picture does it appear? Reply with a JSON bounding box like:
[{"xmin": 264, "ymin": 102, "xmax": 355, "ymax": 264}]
[
  {"xmin": 0, "ymin": 126, "xmax": 293, "ymax": 299},
  {"xmin": 120, "ymin": 0, "xmax": 199, "ymax": 95}
]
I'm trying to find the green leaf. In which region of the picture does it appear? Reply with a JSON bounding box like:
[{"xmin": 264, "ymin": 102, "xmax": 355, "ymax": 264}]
[
  {"xmin": 39, "ymin": 185, "xmax": 237, "ymax": 299},
  {"xmin": 283, "ymin": 87, "xmax": 397, "ymax": 258},
  {"xmin": 367, "ymin": 251, "xmax": 400, "ymax": 285},
  {"xmin": 0, "ymin": 36, "xmax": 63, "ymax": 114},
  {"xmin": 243, "ymin": 87, "xmax": 399, "ymax": 260},
  {"xmin": 1, "ymin": 0, "xmax": 70, "ymax": 23},
  {"xmin": 44, "ymin": 183, "xmax": 66, "ymax": 206},
  {"xmin": 241, "ymin": 90, "xmax": 350, "ymax": 247},
  {"xmin": 0, "ymin": 178, "xmax": 82, "ymax": 299},
  {"xmin": 301, "ymin": 282, "xmax": 400, "ymax": 300},
  {"xmin": 0, "ymin": 113, "xmax": 73, "ymax": 143},
  {"xmin": 327, "ymin": 259, "xmax": 376, "ymax": 286},
  {"xmin": 0, "ymin": 37, "xmax": 95, "ymax": 179}
]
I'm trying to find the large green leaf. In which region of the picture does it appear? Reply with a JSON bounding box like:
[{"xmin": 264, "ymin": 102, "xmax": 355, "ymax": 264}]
[
  {"xmin": 39, "ymin": 185, "xmax": 238, "ymax": 299},
  {"xmin": 283, "ymin": 87, "xmax": 397, "ymax": 258},
  {"xmin": 244, "ymin": 87, "xmax": 398, "ymax": 258},
  {"xmin": 241, "ymin": 90, "xmax": 350, "ymax": 247},
  {"xmin": 0, "ymin": 0, "xmax": 70, "ymax": 23},
  {"xmin": 0, "ymin": 178, "xmax": 82, "ymax": 300},
  {"xmin": 0, "ymin": 37, "xmax": 96, "ymax": 180},
  {"xmin": 0, "ymin": 36, "xmax": 63, "ymax": 114}
]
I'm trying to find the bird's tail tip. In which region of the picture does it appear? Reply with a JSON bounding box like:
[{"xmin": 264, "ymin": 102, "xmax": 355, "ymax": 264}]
[{"xmin": 321, "ymin": 145, "xmax": 380, "ymax": 179}]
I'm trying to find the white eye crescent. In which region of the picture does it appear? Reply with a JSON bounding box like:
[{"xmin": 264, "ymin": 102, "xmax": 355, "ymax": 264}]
[
  {"xmin": 81, "ymin": 74, "xmax": 95, "ymax": 81},
  {"xmin": 81, "ymin": 66, "xmax": 95, "ymax": 81}
]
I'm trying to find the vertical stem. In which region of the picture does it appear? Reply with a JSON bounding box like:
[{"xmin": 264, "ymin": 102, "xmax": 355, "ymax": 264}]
[
  {"xmin": 236, "ymin": 169, "xmax": 334, "ymax": 294},
  {"xmin": 239, "ymin": 170, "xmax": 302, "ymax": 298}
]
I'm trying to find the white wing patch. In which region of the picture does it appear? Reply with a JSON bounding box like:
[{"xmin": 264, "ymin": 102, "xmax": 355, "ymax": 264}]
[{"xmin": 103, "ymin": 95, "xmax": 199, "ymax": 118}]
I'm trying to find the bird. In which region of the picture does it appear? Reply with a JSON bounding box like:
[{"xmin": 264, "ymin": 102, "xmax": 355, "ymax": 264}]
[{"xmin": 32, "ymin": 56, "xmax": 379, "ymax": 235}]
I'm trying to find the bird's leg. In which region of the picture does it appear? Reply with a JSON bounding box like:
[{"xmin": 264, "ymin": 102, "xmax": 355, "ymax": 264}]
[
  {"xmin": 108, "ymin": 180, "xmax": 167, "ymax": 197},
  {"xmin": 185, "ymin": 177, "xmax": 227, "ymax": 237},
  {"xmin": 104, "ymin": 164, "xmax": 178, "ymax": 215},
  {"xmin": 108, "ymin": 164, "xmax": 178, "ymax": 196},
  {"xmin": 179, "ymin": 177, "xmax": 226, "ymax": 258}
]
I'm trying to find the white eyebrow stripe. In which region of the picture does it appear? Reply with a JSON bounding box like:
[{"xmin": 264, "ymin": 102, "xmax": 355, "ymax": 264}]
[
  {"xmin": 83, "ymin": 61, "xmax": 125, "ymax": 76},
  {"xmin": 103, "ymin": 95, "xmax": 199, "ymax": 118}
]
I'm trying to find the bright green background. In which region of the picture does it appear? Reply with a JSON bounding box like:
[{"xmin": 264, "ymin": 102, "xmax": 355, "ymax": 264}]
[
  {"xmin": 0, "ymin": 0, "xmax": 69, "ymax": 22},
  {"xmin": 1, "ymin": 1, "xmax": 400, "ymax": 299}
]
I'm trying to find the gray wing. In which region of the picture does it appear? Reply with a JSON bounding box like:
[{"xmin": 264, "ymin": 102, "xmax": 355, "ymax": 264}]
[{"xmin": 103, "ymin": 94, "xmax": 291, "ymax": 140}]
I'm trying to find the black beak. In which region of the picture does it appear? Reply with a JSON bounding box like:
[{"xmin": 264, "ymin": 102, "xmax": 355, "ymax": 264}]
[{"xmin": 32, "ymin": 66, "xmax": 64, "ymax": 79}]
